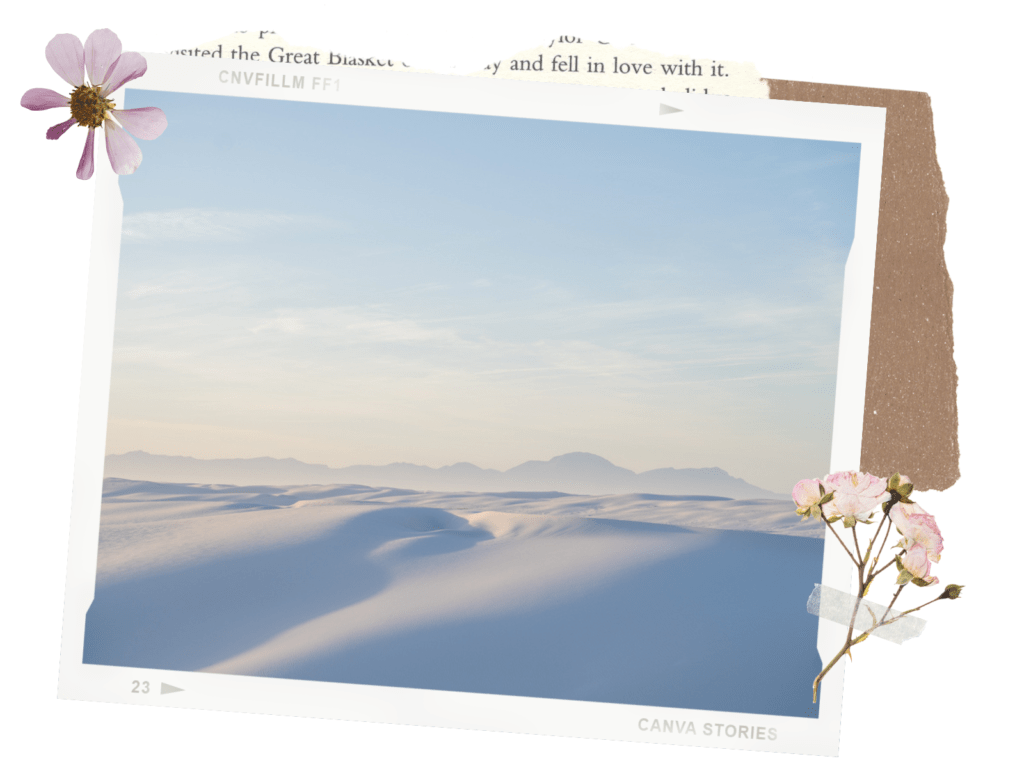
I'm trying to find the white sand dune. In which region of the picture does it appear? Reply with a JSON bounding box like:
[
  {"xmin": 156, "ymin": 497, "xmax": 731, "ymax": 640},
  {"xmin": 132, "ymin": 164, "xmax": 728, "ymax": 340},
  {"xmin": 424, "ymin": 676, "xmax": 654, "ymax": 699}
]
[{"xmin": 85, "ymin": 479, "xmax": 826, "ymax": 718}]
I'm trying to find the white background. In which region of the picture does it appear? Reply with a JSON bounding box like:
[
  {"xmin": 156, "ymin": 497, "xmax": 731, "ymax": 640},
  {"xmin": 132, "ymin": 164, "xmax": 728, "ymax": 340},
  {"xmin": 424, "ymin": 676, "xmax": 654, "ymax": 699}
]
[{"xmin": 2, "ymin": 2, "xmax": 1017, "ymax": 766}]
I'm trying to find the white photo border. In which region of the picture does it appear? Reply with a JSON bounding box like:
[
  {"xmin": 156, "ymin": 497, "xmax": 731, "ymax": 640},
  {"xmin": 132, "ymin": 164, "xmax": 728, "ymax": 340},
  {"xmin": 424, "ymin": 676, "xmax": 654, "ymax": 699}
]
[{"xmin": 58, "ymin": 53, "xmax": 885, "ymax": 757}]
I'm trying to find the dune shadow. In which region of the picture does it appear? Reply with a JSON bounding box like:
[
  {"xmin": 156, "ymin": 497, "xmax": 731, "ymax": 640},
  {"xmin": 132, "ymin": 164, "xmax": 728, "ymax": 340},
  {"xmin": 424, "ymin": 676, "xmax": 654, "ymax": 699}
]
[
  {"xmin": 482, "ymin": 491, "xmax": 574, "ymax": 500},
  {"xmin": 265, "ymin": 529, "xmax": 825, "ymax": 719},
  {"xmin": 581, "ymin": 516, "xmax": 711, "ymax": 536},
  {"xmin": 83, "ymin": 505, "xmax": 491, "ymax": 671}
]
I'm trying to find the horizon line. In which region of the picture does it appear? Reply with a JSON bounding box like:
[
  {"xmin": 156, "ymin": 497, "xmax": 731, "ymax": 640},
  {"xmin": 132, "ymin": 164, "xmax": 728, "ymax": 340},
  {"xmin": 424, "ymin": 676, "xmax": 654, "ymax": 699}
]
[{"xmin": 106, "ymin": 448, "xmax": 739, "ymax": 478}]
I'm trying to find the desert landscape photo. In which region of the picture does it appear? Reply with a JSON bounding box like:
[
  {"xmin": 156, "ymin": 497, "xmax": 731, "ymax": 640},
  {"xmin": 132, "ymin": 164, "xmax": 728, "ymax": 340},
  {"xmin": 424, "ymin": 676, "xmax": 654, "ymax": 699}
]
[{"xmin": 83, "ymin": 87, "xmax": 862, "ymax": 719}]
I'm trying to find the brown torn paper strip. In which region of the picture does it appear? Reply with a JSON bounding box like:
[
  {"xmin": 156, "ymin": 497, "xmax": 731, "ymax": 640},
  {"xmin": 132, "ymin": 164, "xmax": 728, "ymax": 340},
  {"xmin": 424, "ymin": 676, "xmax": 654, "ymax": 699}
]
[{"xmin": 768, "ymin": 81, "xmax": 958, "ymax": 491}]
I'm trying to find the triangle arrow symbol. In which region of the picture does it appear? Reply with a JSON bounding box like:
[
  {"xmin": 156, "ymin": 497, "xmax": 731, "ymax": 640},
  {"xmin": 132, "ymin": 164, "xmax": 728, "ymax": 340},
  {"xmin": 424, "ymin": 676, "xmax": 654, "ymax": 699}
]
[
  {"xmin": 160, "ymin": 682, "xmax": 184, "ymax": 695},
  {"xmin": 659, "ymin": 104, "xmax": 683, "ymax": 115}
]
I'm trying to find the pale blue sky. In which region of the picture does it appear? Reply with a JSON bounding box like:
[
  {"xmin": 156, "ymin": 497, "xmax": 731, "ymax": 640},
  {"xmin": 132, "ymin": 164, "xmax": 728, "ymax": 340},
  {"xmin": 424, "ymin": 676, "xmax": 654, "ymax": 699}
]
[{"xmin": 107, "ymin": 88, "xmax": 861, "ymax": 493}]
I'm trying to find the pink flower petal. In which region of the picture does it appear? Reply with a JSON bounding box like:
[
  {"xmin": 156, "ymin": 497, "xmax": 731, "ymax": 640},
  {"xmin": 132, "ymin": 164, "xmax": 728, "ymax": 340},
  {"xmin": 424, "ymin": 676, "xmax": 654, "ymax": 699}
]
[
  {"xmin": 47, "ymin": 117, "xmax": 77, "ymax": 140},
  {"xmin": 111, "ymin": 107, "xmax": 167, "ymax": 140},
  {"xmin": 104, "ymin": 120, "xmax": 143, "ymax": 175},
  {"xmin": 824, "ymin": 470, "xmax": 887, "ymax": 498},
  {"xmin": 890, "ymin": 501, "xmax": 943, "ymax": 561},
  {"xmin": 823, "ymin": 470, "xmax": 887, "ymax": 520},
  {"xmin": 84, "ymin": 29, "xmax": 122, "ymax": 87},
  {"xmin": 890, "ymin": 500, "xmax": 912, "ymax": 532},
  {"xmin": 45, "ymin": 33, "xmax": 85, "ymax": 87},
  {"xmin": 792, "ymin": 478, "xmax": 822, "ymax": 508},
  {"xmin": 99, "ymin": 51, "xmax": 148, "ymax": 96},
  {"xmin": 21, "ymin": 88, "xmax": 70, "ymax": 111},
  {"xmin": 902, "ymin": 544, "xmax": 939, "ymax": 585},
  {"xmin": 77, "ymin": 128, "xmax": 96, "ymax": 180},
  {"xmin": 907, "ymin": 507, "xmax": 943, "ymax": 561}
]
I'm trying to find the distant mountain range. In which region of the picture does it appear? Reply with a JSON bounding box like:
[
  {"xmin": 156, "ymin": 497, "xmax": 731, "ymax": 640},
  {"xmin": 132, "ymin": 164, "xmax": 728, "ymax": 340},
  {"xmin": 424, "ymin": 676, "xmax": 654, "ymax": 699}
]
[{"xmin": 103, "ymin": 451, "xmax": 789, "ymax": 500}]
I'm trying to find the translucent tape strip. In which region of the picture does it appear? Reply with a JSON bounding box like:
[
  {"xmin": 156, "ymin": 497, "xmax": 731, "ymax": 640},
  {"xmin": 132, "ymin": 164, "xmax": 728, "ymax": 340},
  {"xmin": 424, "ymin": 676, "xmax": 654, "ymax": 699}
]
[{"xmin": 807, "ymin": 584, "xmax": 926, "ymax": 644}]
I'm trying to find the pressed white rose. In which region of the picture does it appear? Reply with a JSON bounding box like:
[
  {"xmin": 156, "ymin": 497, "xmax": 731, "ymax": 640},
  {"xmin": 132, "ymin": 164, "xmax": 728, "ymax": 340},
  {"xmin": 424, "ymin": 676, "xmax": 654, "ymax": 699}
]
[
  {"xmin": 890, "ymin": 501, "xmax": 944, "ymax": 563},
  {"xmin": 792, "ymin": 478, "xmax": 824, "ymax": 508},
  {"xmin": 823, "ymin": 470, "xmax": 887, "ymax": 526},
  {"xmin": 900, "ymin": 543, "xmax": 939, "ymax": 585}
]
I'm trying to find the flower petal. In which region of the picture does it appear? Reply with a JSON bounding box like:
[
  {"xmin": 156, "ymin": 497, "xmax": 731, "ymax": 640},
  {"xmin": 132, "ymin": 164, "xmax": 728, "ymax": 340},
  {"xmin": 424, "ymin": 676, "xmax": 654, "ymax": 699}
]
[
  {"xmin": 84, "ymin": 29, "xmax": 122, "ymax": 86},
  {"xmin": 909, "ymin": 507, "xmax": 943, "ymax": 561},
  {"xmin": 111, "ymin": 107, "xmax": 167, "ymax": 140},
  {"xmin": 854, "ymin": 507, "xmax": 874, "ymax": 523},
  {"xmin": 104, "ymin": 120, "xmax": 143, "ymax": 175},
  {"xmin": 77, "ymin": 128, "xmax": 96, "ymax": 180},
  {"xmin": 890, "ymin": 501, "xmax": 943, "ymax": 562},
  {"xmin": 21, "ymin": 88, "xmax": 71, "ymax": 111},
  {"xmin": 902, "ymin": 545, "xmax": 927, "ymax": 576},
  {"xmin": 45, "ymin": 33, "xmax": 85, "ymax": 87},
  {"xmin": 825, "ymin": 470, "xmax": 887, "ymax": 498},
  {"xmin": 792, "ymin": 478, "xmax": 822, "ymax": 508},
  {"xmin": 890, "ymin": 501, "xmax": 912, "ymax": 533},
  {"xmin": 47, "ymin": 117, "xmax": 77, "ymax": 140},
  {"xmin": 823, "ymin": 470, "xmax": 887, "ymax": 521},
  {"xmin": 902, "ymin": 544, "xmax": 939, "ymax": 585},
  {"xmin": 99, "ymin": 52, "xmax": 148, "ymax": 97}
]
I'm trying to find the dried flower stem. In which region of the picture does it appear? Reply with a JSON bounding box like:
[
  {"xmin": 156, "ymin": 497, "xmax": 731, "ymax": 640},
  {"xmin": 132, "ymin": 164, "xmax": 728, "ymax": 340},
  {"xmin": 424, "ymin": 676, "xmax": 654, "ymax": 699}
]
[
  {"xmin": 798, "ymin": 472, "xmax": 959, "ymax": 704},
  {"xmin": 824, "ymin": 518, "xmax": 858, "ymax": 566},
  {"xmin": 812, "ymin": 581, "xmax": 952, "ymax": 702}
]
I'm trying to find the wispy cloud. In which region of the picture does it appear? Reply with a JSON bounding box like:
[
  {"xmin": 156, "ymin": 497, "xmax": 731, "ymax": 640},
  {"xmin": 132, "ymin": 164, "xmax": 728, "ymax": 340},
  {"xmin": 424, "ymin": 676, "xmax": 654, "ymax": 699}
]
[
  {"xmin": 121, "ymin": 208, "xmax": 345, "ymax": 243},
  {"xmin": 241, "ymin": 306, "xmax": 469, "ymax": 348},
  {"xmin": 251, "ymin": 317, "xmax": 307, "ymax": 334}
]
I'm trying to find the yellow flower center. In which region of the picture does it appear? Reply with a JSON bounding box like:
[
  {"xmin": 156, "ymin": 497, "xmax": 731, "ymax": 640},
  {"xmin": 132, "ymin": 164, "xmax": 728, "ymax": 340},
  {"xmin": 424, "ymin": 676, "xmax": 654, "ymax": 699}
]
[{"xmin": 69, "ymin": 84, "xmax": 116, "ymax": 129}]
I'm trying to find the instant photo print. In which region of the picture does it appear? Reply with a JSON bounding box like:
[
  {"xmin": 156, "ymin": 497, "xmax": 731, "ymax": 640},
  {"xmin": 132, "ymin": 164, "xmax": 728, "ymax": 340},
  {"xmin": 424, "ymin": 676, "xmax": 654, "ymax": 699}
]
[{"xmin": 58, "ymin": 53, "xmax": 885, "ymax": 756}]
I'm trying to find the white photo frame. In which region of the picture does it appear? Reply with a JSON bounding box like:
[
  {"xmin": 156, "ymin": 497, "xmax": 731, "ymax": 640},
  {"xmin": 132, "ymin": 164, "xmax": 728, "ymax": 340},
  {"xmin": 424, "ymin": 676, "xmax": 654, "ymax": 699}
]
[{"xmin": 57, "ymin": 52, "xmax": 885, "ymax": 757}]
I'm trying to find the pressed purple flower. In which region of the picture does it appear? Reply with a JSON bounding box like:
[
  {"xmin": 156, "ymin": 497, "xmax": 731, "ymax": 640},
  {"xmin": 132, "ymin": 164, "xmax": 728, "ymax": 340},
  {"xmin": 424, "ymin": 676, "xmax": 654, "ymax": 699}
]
[{"xmin": 20, "ymin": 29, "xmax": 167, "ymax": 180}]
